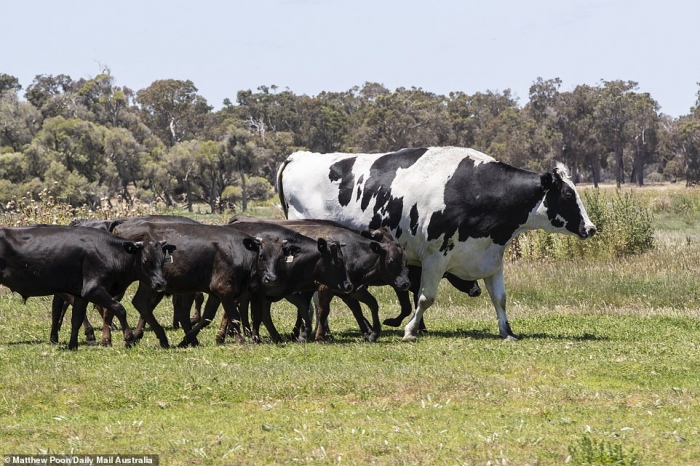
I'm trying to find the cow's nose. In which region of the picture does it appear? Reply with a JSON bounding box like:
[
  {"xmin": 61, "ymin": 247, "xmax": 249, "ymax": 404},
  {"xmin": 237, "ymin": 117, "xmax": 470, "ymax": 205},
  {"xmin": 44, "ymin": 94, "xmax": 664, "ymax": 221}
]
[
  {"xmin": 397, "ymin": 279, "xmax": 410, "ymax": 292},
  {"xmin": 261, "ymin": 274, "xmax": 277, "ymax": 285},
  {"xmin": 588, "ymin": 225, "xmax": 597, "ymax": 237},
  {"xmin": 343, "ymin": 282, "xmax": 354, "ymax": 293},
  {"xmin": 153, "ymin": 280, "xmax": 167, "ymax": 292}
]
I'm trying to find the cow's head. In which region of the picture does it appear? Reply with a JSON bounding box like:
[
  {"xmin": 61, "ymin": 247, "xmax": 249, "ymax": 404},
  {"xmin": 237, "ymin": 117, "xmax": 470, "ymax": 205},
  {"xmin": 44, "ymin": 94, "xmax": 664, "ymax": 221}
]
[
  {"xmin": 124, "ymin": 239, "xmax": 176, "ymax": 292},
  {"xmin": 541, "ymin": 163, "xmax": 596, "ymax": 239},
  {"xmin": 316, "ymin": 238, "xmax": 354, "ymax": 294},
  {"xmin": 361, "ymin": 228, "xmax": 411, "ymax": 291},
  {"xmin": 248, "ymin": 236, "xmax": 300, "ymax": 295}
]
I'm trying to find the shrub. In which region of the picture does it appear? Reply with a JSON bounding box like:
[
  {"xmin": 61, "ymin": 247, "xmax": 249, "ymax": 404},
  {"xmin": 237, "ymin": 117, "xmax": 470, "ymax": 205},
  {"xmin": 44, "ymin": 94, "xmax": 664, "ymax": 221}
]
[{"xmin": 510, "ymin": 188, "xmax": 654, "ymax": 261}]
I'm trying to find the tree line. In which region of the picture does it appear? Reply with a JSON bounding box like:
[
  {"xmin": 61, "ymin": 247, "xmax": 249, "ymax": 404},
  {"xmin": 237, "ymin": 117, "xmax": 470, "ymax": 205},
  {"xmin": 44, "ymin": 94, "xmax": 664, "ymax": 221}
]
[{"xmin": 1, "ymin": 70, "xmax": 699, "ymax": 213}]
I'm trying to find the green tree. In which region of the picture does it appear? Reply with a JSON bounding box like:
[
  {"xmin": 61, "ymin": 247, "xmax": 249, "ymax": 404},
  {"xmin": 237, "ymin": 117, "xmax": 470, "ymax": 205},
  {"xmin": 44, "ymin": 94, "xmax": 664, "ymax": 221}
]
[
  {"xmin": 594, "ymin": 80, "xmax": 638, "ymax": 187},
  {"xmin": 0, "ymin": 90, "xmax": 41, "ymax": 152},
  {"xmin": 447, "ymin": 89, "xmax": 519, "ymax": 151},
  {"xmin": 627, "ymin": 92, "xmax": 659, "ymax": 186},
  {"xmin": 136, "ymin": 79, "xmax": 213, "ymax": 147},
  {"xmin": 351, "ymin": 85, "xmax": 451, "ymax": 152},
  {"xmin": 0, "ymin": 73, "xmax": 22, "ymax": 93},
  {"xmin": 226, "ymin": 129, "xmax": 256, "ymax": 212},
  {"xmin": 25, "ymin": 74, "xmax": 85, "ymax": 120},
  {"xmin": 162, "ymin": 140, "xmax": 200, "ymax": 211}
]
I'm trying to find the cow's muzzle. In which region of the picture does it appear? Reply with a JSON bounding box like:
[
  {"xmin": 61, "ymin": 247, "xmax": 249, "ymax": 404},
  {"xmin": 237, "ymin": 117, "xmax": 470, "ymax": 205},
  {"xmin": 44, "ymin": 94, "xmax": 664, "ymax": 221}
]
[
  {"xmin": 152, "ymin": 279, "xmax": 167, "ymax": 292},
  {"xmin": 579, "ymin": 224, "xmax": 597, "ymax": 239},
  {"xmin": 395, "ymin": 278, "xmax": 411, "ymax": 292}
]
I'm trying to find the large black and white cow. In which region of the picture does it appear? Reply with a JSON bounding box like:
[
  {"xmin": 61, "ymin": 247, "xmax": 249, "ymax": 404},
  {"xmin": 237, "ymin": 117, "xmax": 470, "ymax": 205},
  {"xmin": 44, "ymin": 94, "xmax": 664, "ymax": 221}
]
[{"xmin": 277, "ymin": 146, "xmax": 597, "ymax": 340}]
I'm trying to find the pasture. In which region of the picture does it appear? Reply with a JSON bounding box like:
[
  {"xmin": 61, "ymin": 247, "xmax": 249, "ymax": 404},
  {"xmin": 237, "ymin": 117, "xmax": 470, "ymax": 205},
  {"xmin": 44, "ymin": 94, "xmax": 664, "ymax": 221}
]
[{"xmin": 1, "ymin": 186, "xmax": 700, "ymax": 465}]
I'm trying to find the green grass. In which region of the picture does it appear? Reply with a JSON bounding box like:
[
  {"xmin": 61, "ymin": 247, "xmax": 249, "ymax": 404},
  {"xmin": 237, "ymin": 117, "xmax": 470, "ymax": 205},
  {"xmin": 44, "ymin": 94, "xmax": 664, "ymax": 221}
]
[{"xmin": 2, "ymin": 187, "xmax": 700, "ymax": 464}]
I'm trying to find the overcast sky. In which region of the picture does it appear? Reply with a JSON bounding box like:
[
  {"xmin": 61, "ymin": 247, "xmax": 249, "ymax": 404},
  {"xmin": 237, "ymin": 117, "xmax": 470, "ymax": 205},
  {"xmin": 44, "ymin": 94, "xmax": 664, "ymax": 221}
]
[{"xmin": 4, "ymin": 0, "xmax": 699, "ymax": 117}]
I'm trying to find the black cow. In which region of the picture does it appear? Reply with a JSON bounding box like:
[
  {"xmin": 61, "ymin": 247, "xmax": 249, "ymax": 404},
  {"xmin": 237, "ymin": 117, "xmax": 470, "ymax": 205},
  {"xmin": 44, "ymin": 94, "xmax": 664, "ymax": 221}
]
[
  {"xmin": 220, "ymin": 220, "xmax": 355, "ymax": 343},
  {"xmin": 111, "ymin": 219, "xmax": 352, "ymax": 346},
  {"xmin": 0, "ymin": 225, "xmax": 174, "ymax": 349},
  {"xmin": 228, "ymin": 217, "xmax": 411, "ymax": 342}
]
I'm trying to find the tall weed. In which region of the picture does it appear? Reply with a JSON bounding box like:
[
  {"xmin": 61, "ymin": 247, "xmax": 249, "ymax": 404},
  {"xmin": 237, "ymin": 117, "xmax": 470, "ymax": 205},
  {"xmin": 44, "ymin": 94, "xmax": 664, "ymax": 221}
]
[
  {"xmin": 0, "ymin": 189, "xmax": 160, "ymax": 226},
  {"xmin": 511, "ymin": 188, "xmax": 654, "ymax": 261}
]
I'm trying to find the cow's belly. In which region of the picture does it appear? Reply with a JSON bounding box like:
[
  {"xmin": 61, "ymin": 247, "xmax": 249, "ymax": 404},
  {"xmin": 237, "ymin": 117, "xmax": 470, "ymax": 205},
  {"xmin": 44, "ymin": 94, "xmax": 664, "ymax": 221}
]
[{"xmin": 442, "ymin": 238, "xmax": 505, "ymax": 281}]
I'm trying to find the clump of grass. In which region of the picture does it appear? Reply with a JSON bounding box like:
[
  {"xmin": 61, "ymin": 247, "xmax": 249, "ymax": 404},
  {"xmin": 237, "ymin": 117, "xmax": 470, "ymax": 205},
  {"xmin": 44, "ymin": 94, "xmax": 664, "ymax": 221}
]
[{"xmin": 567, "ymin": 435, "xmax": 639, "ymax": 465}]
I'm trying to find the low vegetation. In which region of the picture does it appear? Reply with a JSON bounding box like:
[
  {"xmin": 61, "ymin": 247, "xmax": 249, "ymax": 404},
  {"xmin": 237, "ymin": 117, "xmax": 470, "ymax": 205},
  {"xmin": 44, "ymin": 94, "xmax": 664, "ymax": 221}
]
[{"xmin": 1, "ymin": 185, "xmax": 700, "ymax": 464}]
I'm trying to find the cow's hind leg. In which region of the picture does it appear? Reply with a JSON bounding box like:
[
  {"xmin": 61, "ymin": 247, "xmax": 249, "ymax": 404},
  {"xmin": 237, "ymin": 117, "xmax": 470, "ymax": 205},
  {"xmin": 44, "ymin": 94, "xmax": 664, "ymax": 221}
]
[
  {"xmin": 50, "ymin": 294, "xmax": 70, "ymax": 344},
  {"xmin": 288, "ymin": 291, "xmax": 314, "ymax": 343},
  {"xmin": 67, "ymin": 297, "xmax": 89, "ymax": 350},
  {"xmin": 344, "ymin": 288, "xmax": 381, "ymax": 342},
  {"xmin": 483, "ymin": 270, "xmax": 517, "ymax": 340}
]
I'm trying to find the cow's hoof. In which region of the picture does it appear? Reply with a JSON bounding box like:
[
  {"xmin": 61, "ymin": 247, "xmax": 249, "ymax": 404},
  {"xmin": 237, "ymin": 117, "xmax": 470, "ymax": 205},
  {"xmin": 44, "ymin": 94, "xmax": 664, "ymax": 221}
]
[
  {"xmin": 100, "ymin": 340, "xmax": 112, "ymax": 347},
  {"xmin": 402, "ymin": 334, "xmax": 417, "ymax": 341},
  {"xmin": 382, "ymin": 317, "xmax": 403, "ymax": 327},
  {"xmin": 124, "ymin": 340, "xmax": 136, "ymax": 349},
  {"xmin": 85, "ymin": 340, "xmax": 98, "ymax": 346},
  {"xmin": 364, "ymin": 332, "xmax": 379, "ymax": 343},
  {"xmin": 503, "ymin": 335, "xmax": 518, "ymax": 341}
]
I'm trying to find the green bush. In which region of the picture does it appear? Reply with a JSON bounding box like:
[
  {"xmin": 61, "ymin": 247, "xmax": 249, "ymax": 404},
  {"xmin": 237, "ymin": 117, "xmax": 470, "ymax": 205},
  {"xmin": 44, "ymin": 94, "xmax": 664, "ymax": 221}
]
[{"xmin": 510, "ymin": 188, "xmax": 655, "ymax": 261}]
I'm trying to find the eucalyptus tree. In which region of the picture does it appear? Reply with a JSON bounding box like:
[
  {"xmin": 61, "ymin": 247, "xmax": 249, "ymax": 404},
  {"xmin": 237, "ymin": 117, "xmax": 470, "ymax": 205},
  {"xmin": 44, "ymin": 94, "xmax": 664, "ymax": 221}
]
[
  {"xmin": 226, "ymin": 129, "xmax": 256, "ymax": 211},
  {"xmin": 0, "ymin": 73, "xmax": 22, "ymax": 93},
  {"xmin": 0, "ymin": 88, "xmax": 41, "ymax": 152},
  {"xmin": 136, "ymin": 79, "xmax": 213, "ymax": 147},
  {"xmin": 446, "ymin": 89, "xmax": 519, "ymax": 151},
  {"xmin": 76, "ymin": 70, "xmax": 135, "ymax": 128},
  {"xmin": 25, "ymin": 74, "xmax": 87, "ymax": 121},
  {"xmin": 350, "ymin": 85, "xmax": 451, "ymax": 152},
  {"xmin": 627, "ymin": 92, "xmax": 660, "ymax": 186},
  {"xmin": 593, "ymin": 80, "xmax": 638, "ymax": 187}
]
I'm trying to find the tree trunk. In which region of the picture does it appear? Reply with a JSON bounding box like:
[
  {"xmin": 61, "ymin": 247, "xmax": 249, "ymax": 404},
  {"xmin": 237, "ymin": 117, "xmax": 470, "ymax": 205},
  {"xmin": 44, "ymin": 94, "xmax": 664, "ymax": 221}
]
[
  {"xmin": 614, "ymin": 139, "xmax": 624, "ymax": 188},
  {"xmin": 241, "ymin": 171, "xmax": 248, "ymax": 212},
  {"xmin": 590, "ymin": 156, "xmax": 601, "ymax": 188}
]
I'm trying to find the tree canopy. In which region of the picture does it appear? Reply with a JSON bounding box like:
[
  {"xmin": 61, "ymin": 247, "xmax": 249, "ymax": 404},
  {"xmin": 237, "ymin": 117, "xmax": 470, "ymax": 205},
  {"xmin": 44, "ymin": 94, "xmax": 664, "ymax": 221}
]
[{"xmin": 1, "ymin": 70, "xmax": 699, "ymax": 212}]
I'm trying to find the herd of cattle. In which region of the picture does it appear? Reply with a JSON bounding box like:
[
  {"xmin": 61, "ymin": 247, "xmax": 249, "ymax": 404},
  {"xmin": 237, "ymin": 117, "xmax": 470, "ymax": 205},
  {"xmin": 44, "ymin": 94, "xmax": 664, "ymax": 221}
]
[{"xmin": 0, "ymin": 147, "xmax": 596, "ymax": 350}]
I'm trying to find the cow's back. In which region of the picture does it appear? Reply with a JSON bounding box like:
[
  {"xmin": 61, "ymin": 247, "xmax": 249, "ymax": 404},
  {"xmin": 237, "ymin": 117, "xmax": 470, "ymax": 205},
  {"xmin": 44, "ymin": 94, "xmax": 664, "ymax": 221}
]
[
  {"xmin": 279, "ymin": 147, "xmax": 496, "ymax": 263},
  {"xmin": 0, "ymin": 226, "xmax": 124, "ymax": 297}
]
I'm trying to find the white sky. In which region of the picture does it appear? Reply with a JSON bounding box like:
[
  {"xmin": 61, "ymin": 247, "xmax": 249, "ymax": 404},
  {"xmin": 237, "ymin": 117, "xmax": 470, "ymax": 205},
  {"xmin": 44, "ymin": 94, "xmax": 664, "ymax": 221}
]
[{"xmin": 3, "ymin": 0, "xmax": 699, "ymax": 117}]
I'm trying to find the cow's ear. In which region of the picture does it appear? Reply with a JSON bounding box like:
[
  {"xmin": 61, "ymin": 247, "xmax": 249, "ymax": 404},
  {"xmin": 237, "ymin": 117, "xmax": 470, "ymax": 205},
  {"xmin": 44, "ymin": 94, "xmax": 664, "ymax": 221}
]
[
  {"xmin": 317, "ymin": 237, "xmax": 329, "ymax": 254},
  {"xmin": 361, "ymin": 229, "xmax": 383, "ymax": 241},
  {"xmin": 284, "ymin": 244, "xmax": 301, "ymax": 256},
  {"xmin": 243, "ymin": 237, "xmax": 261, "ymax": 252},
  {"xmin": 124, "ymin": 241, "xmax": 144, "ymax": 254},
  {"xmin": 369, "ymin": 241, "xmax": 384, "ymax": 254}
]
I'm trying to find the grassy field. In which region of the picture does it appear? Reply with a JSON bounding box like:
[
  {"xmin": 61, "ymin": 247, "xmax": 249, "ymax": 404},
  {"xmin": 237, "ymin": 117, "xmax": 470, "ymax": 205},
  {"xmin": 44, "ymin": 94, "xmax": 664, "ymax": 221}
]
[{"xmin": 2, "ymin": 186, "xmax": 700, "ymax": 464}]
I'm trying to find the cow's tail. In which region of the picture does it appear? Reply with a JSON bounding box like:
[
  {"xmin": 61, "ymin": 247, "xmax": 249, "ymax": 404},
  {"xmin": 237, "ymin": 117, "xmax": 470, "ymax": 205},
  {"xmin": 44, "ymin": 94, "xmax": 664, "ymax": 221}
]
[{"xmin": 276, "ymin": 156, "xmax": 292, "ymax": 218}]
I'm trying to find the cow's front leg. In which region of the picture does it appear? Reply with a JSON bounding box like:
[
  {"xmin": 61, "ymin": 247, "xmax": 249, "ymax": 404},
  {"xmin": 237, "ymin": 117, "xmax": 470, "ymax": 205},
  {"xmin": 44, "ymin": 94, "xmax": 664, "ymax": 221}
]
[
  {"xmin": 483, "ymin": 270, "xmax": 517, "ymax": 340},
  {"xmin": 178, "ymin": 293, "xmax": 221, "ymax": 347},
  {"xmin": 83, "ymin": 285, "xmax": 135, "ymax": 347},
  {"xmin": 130, "ymin": 284, "xmax": 168, "ymax": 348},
  {"xmin": 403, "ymin": 268, "xmax": 441, "ymax": 340}
]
